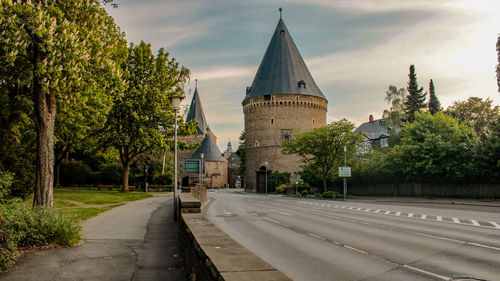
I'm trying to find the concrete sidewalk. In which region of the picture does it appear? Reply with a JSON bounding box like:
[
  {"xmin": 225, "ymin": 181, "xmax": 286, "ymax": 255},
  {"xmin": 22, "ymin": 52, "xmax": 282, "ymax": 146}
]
[{"xmin": 0, "ymin": 194, "xmax": 185, "ymax": 281}]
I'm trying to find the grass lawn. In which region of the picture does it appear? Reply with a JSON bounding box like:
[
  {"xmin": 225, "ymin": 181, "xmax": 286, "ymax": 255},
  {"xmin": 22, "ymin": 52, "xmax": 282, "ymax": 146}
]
[{"xmin": 53, "ymin": 188, "xmax": 155, "ymax": 222}]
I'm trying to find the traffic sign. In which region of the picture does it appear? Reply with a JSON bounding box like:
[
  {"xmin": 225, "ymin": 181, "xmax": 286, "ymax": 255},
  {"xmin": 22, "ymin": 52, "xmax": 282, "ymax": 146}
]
[{"xmin": 338, "ymin": 166, "xmax": 351, "ymax": 177}]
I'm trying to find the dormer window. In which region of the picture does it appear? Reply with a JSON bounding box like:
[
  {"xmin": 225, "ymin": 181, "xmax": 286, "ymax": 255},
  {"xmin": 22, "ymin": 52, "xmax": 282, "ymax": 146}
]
[
  {"xmin": 280, "ymin": 29, "xmax": 285, "ymax": 35},
  {"xmin": 298, "ymin": 80, "xmax": 306, "ymax": 89}
]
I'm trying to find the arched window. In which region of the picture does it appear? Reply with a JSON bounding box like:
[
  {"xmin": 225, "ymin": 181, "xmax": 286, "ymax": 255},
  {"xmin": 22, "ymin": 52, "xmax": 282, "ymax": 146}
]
[{"xmin": 255, "ymin": 141, "xmax": 259, "ymax": 147}]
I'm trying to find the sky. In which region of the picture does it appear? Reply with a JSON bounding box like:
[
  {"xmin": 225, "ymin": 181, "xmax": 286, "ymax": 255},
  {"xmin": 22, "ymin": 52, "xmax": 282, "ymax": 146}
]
[{"xmin": 106, "ymin": 0, "xmax": 500, "ymax": 152}]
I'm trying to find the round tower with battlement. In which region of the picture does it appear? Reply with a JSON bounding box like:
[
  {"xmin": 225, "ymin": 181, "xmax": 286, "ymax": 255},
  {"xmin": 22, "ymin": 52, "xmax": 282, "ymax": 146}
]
[{"xmin": 243, "ymin": 12, "xmax": 328, "ymax": 192}]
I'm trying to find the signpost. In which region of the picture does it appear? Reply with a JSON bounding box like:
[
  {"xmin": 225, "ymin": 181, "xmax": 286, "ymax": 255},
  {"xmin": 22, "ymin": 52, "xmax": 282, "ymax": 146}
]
[
  {"xmin": 339, "ymin": 146, "xmax": 351, "ymax": 199},
  {"xmin": 184, "ymin": 158, "xmax": 205, "ymax": 174}
]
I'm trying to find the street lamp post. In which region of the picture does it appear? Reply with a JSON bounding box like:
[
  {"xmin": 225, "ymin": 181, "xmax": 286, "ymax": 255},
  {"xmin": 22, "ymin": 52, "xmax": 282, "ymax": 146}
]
[
  {"xmin": 343, "ymin": 145, "xmax": 347, "ymax": 200},
  {"xmin": 172, "ymin": 95, "xmax": 181, "ymax": 221},
  {"xmin": 200, "ymin": 153, "xmax": 204, "ymax": 184},
  {"xmin": 265, "ymin": 161, "xmax": 268, "ymax": 195}
]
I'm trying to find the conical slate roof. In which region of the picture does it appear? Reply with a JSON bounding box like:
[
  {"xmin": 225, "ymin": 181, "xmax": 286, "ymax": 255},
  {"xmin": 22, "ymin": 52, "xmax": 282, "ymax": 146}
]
[
  {"xmin": 244, "ymin": 18, "xmax": 326, "ymax": 101},
  {"xmin": 191, "ymin": 131, "xmax": 227, "ymax": 162},
  {"xmin": 186, "ymin": 87, "xmax": 208, "ymax": 134}
]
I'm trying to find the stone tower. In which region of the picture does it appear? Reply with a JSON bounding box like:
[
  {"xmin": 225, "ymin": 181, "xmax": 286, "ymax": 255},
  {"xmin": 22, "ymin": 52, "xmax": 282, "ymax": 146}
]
[{"xmin": 242, "ymin": 13, "xmax": 328, "ymax": 192}]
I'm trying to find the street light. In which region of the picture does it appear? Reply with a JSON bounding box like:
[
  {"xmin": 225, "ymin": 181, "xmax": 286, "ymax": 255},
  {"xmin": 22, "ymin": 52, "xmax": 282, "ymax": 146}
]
[
  {"xmin": 200, "ymin": 153, "xmax": 204, "ymax": 184},
  {"xmin": 172, "ymin": 95, "xmax": 181, "ymax": 221},
  {"xmin": 343, "ymin": 145, "xmax": 347, "ymax": 200},
  {"xmin": 265, "ymin": 161, "xmax": 268, "ymax": 195}
]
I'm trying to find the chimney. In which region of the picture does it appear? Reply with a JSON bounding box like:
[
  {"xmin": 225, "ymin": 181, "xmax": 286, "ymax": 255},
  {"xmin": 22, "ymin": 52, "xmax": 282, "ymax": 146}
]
[{"xmin": 369, "ymin": 114, "xmax": 374, "ymax": 122}]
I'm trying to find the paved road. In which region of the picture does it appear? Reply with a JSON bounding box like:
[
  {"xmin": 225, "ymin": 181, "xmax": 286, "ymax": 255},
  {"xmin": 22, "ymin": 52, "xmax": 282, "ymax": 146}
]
[
  {"xmin": 0, "ymin": 194, "xmax": 184, "ymax": 281},
  {"xmin": 205, "ymin": 190, "xmax": 500, "ymax": 281}
]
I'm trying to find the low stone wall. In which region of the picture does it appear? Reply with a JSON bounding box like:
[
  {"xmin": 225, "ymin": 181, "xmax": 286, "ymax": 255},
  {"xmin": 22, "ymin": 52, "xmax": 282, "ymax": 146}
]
[
  {"xmin": 349, "ymin": 183, "xmax": 500, "ymax": 198},
  {"xmin": 178, "ymin": 196, "xmax": 291, "ymax": 281},
  {"xmin": 190, "ymin": 184, "xmax": 208, "ymax": 206}
]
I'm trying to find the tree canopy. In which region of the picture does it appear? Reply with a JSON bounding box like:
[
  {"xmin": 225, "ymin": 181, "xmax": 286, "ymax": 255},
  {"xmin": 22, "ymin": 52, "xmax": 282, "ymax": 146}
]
[
  {"xmin": 382, "ymin": 85, "xmax": 406, "ymax": 130},
  {"xmin": 446, "ymin": 97, "xmax": 500, "ymax": 142},
  {"xmin": 396, "ymin": 112, "xmax": 477, "ymax": 182},
  {"xmin": 281, "ymin": 120, "xmax": 363, "ymax": 192},
  {"xmin": 0, "ymin": 0, "xmax": 127, "ymax": 206},
  {"xmin": 403, "ymin": 65, "xmax": 426, "ymax": 122},
  {"xmin": 427, "ymin": 79, "xmax": 442, "ymax": 115},
  {"xmin": 100, "ymin": 41, "xmax": 193, "ymax": 191}
]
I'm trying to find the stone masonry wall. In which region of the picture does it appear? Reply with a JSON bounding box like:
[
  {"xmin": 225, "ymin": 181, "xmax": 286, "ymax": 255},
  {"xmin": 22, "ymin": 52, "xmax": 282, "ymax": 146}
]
[{"xmin": 243, "ymin": 94, "xmax": 327, "ymax": 192}]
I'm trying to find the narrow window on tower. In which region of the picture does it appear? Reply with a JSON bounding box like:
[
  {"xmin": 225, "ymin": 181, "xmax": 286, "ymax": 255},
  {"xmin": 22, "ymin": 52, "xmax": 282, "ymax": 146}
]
[
  {"xmin": 271, "ymin": 96, "xmax": 275, "ymax": 102},
  {"xmin": 255, "ymin": 141, "xmax": 259, "ymax": 147},
  {"xmin": 270, "ymin": 118, "xmax": 274, "ymax": 124},
  {"xmin": 312, "ymin": 119, "xmax": 315, "ymax": 125},
  {"xmin": 296, "ymin": 96, "xmax": 299, "ymax": 101}
]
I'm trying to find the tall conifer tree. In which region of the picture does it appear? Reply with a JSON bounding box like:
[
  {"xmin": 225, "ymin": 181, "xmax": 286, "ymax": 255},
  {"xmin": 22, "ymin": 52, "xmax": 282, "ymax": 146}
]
[
  {"xmin": 428, "ymin": 79, "xmax": 442, "ymax": 115},
  {"xmin": 496, "ymin": 34, "xmax": 499, "ymax": 92},
  {"xmin": 403, "ymin": 65, "xmax": 426, "ymax": 122}
]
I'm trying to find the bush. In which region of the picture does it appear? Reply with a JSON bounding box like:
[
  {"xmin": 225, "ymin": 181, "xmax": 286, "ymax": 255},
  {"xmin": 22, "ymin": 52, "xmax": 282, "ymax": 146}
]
[
  {"xmin": 314, "ymin": 193, "xmax": 323, "ymax": 198},
  {"xmin": 0, "ymin": 170, "xmax": 14, "ymax": 200},
  {"xmin": 322, "ymin": 191, "xmax": 341, "ymax": 198},
  {"xmin": 301, "ymin": 190, "xmax": 309, "ymax": 197},
  {"xmin": 98, "ymin": 163, "xmax": 122, "ymax": 185},
  {"xmin": 267, "ymin": 171, "xmax": 290, "ymax": 193},
  {"xmin": 60, "ymin": 160, "xmax": 94, "ymax": 186},
  {"xmin": 0, "ymin": 200, "xmax": 81, "ymax": 271}
]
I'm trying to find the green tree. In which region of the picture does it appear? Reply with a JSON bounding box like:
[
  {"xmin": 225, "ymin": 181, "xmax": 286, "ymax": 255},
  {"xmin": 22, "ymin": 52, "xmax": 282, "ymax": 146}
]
[
  {"xmin": 0, "ymin": 0, "xmax": 126, "ymax": 206},
  {"xmin": 382, "ymin": 85, "xmax": 406, "ymax": 131},
  {"xmin": 427, "ymin": 79, "xmax": 442, "ymax": 115},
  {"xmin": 446, "ymin": 97, "xmax": 500, "ymax": 142},
  {"xmin": 397, "ymin": 112, "xmax": 477, "ymax": 183},
  {"xmin": 475, "ymin": 116, "xmax": 500, "ymax": 181},
  {"xmin": 282, "ymin": 120, "xmax": 363, "ymax": 192},
  {"xmin": 236, "ymin": 130, "xmax": 246, "ymax": 177},
  {"xmin": 497, "ymin": 34, "xmax": 499, "ymax": 92},
  {"xmin": 101, "ymin": 41, "xmax": 190, "ymax": 191},
  {"xmin": 403, "ymin": 65, "xmax": 426, "ymax": 122}
]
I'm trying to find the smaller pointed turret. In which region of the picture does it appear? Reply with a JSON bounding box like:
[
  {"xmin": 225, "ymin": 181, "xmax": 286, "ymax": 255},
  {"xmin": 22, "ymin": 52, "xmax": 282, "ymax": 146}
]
[
  {"xmin": 186, "ymin": 82, "xmax": 208, "ymax": 135},
  {"xmin": 192, "ymin": 130, "xmax": 227, "ymax": 162}
]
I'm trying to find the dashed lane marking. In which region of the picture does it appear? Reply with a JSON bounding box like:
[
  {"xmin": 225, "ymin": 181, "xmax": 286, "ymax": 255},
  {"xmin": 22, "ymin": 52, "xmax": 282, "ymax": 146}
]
[{"xmin": 297, "ymin": 201, "xmax": 500, "ymax": 230}]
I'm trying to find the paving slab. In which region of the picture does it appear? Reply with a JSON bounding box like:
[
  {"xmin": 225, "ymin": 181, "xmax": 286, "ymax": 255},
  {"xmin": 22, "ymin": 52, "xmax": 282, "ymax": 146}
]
[{"xmin": 0, "ymin": 194, "xmax": 184, "ymax": 281}]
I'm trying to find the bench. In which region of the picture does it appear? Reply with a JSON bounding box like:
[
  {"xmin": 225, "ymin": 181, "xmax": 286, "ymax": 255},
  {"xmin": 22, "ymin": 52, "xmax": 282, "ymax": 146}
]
[
  {"xmin": 97, "ymin": 185, "xmax": 136, "ymax": 190},
  {"xmin": 97, "ymin": 184, "xmax": 113, "ymax": 190}
]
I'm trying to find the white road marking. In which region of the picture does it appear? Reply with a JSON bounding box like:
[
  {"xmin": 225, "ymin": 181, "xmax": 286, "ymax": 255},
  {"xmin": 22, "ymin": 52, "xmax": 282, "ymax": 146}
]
[
  {"xmin": 470, "ymin": 219, "xmax": 480, "ymax": 226},
  {"xmin": 375, "ymin": 210, "xmax": 381, "ymax": 213},
  {"xmin": 341, "ymin": 206, "xmax": 347, "ymax": 209},
  {"xmin": 326, "ymin": 205, "xmax": 331, "ymax": 207},
  {"xmin": 421, "ymin": 214, "xmax": 427, "ymax": 219},
  {"xmin": 468, "ymin": 242, "xmax": 500, "ymax": 252},
  {"xmin": 408, "ymin": 213, "xmax": 414, "ymax": 218},
  {"xmin": 343, "ymin": 245, "xmax": 369, "ymax": 255},
  {"xmin": 321, "ymin": 204, "xmax": 326, "ymax": 206},
  {"xmin": 307, "ymin": 232, "xmax": 327, "ymax": 240},
  {"xmin": 384, "ymin": 211, "xmax": 391, "ymax": 214},
  {"xmin": 437, "ymin": 216, "xmax": 443, "ymax": 221},
  {"xmin": 349, "ymin": 207, "xmax": 354, "ymax": 210},
  {"xmin": 395, "ymin": 212, "xmax": 401, "ymax": 216},
  {"xmin": 365, "ymin": 209, "xmax": 371, "ymax": 212},
  {"xmin": 262, "ymin": 217, "xmax": 290, "ymax": 227},
  {"xmin": 490, "ymin": 221, "xmax": 500, "ymax": 228},
  {"xmin": 403, "ymin": 265, "xmax": 451, "ymax": 280},
  {"xmin": 334, "ymin": 205, "xmax": 339, "ymax": 208},
  {"xmin": 452, "ymin": 217, "xmax": 460, "ymax": 223},
  {"xmin": 356, "ymin": 208, "xmax": 362, "ymax": 211}
]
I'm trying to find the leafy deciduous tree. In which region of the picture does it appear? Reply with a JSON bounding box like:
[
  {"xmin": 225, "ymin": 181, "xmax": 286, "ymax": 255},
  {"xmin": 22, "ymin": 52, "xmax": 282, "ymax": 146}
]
[
  {"xmin": 446, "ymin": 97, "xmax": 500, "ymax": 142},
  {"xmin": 397, "ymin": 112, "xmax": 477, "ymax": 183},
  {"xmin": 101, "ymin": 41, "xmax": 190, "ymax": 191},
  {"xmin": 382, "ymin": 85, "xmax": 406, "ymax": 130},
  {"xmin": 427, "ymin": 79, "xmax": 442, "ymax": 115},
  {"xmin": 281, "ymin": 120, "xmax": 363, "ymax": 192},
  {"xmin": 403, "ymin": 65, "xmax": 426, "ymax": 122},
  {"xmin": 0, "ymin": 0, "xmax": 126, "ymax": 206}
]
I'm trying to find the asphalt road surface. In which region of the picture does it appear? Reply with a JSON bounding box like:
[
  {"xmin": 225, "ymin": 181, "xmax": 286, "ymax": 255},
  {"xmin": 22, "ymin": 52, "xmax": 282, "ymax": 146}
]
[{"xmin": 205, "ymin": 190, "xmax": 500, "ymax": 281}]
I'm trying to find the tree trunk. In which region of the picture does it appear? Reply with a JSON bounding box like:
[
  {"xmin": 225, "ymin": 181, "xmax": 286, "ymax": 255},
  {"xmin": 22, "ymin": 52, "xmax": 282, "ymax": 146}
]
[
  {"xmin": 122, "ymin": 165, "xmax": 130, "ymax": 192},
  {"xmin": 33, "ymin": 88, "xmax": 56, "ymax": 207},
  {"xmin": 322, "ymin": 173, "xmax": 327, "ymax": 193}
]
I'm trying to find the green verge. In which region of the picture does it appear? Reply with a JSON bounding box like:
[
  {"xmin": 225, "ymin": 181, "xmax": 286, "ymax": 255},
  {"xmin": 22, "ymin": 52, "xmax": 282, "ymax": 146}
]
[
  {"xmin": 59, "ymin": 204, "xmax": 123, "ymax": 221},
  {"xmin": 54, "ymin": 188, "xmax": 152, "ymax": 205}
]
